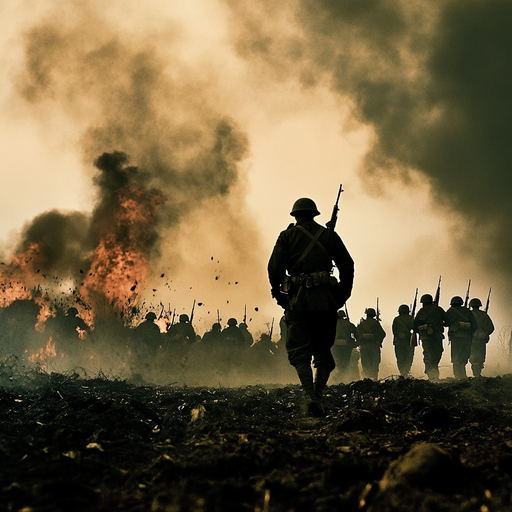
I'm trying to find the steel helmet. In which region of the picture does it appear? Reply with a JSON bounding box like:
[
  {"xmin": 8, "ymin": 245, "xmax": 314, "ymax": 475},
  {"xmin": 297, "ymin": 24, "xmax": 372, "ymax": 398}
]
[
  {"xmin": 420, "ymin": 294, "xmax": 433, "ymax": 304},
  {"xmin": 337, "ymin": 310, "xmax": 346, "ymax": 318},
  {"xmin": 398, "ymin": 304, "xmax": 410, "ymax": 313},
  {"xmin": 469, "ymin": 298, "xmax": 482, "ymax": 308},
  {"xmin": 179, "ymin": 314, "xmax": 189, "ymax": 322},
  {"xmin": 365, "ymin": 308, "xmax": 376, "ymax": 317},
  {"xmin": 145, "ymin": 312, "xmax": 157, "ymax": 321},
  {"xmin": 67, "ymin": 307, "xmax": 78, "ymax": 317},
  {"xmin": 227, "ymin": 318, "xmax": 238, "ymax": 326},
  {"xmin": 290, "ymin": 198, "xmax": 320, "ymax": 217},
  {"xmin": 450, "ymin": 296, "xmax": 463, "ymax": 306}
]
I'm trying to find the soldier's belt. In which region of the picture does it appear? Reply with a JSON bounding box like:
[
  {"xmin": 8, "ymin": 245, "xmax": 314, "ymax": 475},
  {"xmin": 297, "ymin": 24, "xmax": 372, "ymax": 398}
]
[{"xmin": 281, "ymin": 270, "xmax": 337, "ymax": 293}]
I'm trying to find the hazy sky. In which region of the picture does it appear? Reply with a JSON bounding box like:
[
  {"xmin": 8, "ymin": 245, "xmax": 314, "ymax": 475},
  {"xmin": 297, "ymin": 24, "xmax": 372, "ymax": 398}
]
[{"xmin": 0, "ymin": 0, "xmax": 510, "ymax": 373}]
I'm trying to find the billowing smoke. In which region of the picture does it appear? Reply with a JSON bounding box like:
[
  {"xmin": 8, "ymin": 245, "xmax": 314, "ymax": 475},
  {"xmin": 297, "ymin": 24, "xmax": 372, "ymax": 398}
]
[
  {"xmin": 5, "ymin": 2, "xmax": 268, "ymax": 328},
  {"xmin": 225, "ymin": 0, "xmax": 512, "ymax": 297}
]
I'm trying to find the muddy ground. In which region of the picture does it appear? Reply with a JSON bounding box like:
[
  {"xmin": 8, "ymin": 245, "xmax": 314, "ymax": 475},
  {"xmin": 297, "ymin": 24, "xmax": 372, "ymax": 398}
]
[{"xmin": 2, "ymin": 360, "xmax": 512, "ymax": 512}]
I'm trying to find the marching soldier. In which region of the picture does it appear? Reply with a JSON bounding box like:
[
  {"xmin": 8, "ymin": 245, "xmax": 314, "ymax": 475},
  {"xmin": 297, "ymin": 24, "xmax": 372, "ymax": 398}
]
[
  {"xmin": 447, "ymin": 296, "xmax": 477, "ymax": 379},
  {"xmin": 468, "ymin": 298, "xmax": 494, "ymax": 377},
  {"xmin": 414, "ymin": 294, "xmax": 450, "ymax": 381},
  {"xmin": 268, "ymin": 197, "xmax": 354, "ymax": 417},
  {"xmin": 357, "ymin": 308, "xmax": 386, "ymax": 380},
  {"xmin": 392, "ymin": 304, "xmax": 415, "ymax": 377},
  {"xmin": 332, "ymin": 309, "xmax": 358, "ymax": 383}
]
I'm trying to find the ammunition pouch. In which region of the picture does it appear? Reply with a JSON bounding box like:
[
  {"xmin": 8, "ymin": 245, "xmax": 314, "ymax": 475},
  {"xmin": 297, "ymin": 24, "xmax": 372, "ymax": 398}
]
[
  {"xmin": 458, "ymin": 321, "xmax": 471, "ymax": 330},
  {"xmin": 360, "ymin": 333, "xmax": 375, "ymax": 342}
]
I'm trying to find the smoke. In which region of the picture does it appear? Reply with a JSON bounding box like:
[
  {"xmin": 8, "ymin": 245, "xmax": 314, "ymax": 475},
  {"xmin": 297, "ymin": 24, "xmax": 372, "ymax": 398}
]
[
  {"xmin": 225, "ymin": 0, "xmax": 512, "ymax": 296},
  {"xmin": 5, "ymin": 1, "xmax": 267, "ymax": 326}
]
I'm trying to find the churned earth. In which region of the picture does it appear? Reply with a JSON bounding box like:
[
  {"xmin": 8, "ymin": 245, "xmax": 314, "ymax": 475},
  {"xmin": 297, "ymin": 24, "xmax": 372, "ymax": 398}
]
[{"xmin": 2, "ymin": 359, "xmax": 512, "ymax": 512}]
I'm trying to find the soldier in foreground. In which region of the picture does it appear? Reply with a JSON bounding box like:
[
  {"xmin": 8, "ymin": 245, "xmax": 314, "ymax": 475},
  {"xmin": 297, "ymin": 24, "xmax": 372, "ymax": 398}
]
[
  {"xmin": 446, "ymin": 296, "xmax": 477, "ymax": 379},
  {"xmin": 332, "ymin": 309, "xmax": 358, "ymax": 383},
  {"xmin": 414, "ymin": 294, "xmax": 450, "ymax": 381},
  {"xmin": 392, "ymin": 304, "xmax": 415, "ymax": 377},
  {"xmin": 268, "ymin": 197, "xmax": 354, "ymax": 417},
  {"xmin": 468, "ymin": 298, "xmax": 494, "ymax": 377},
  {"xmin": 357, "ymin": 308, "xmax": 386, "ymax": 380}
]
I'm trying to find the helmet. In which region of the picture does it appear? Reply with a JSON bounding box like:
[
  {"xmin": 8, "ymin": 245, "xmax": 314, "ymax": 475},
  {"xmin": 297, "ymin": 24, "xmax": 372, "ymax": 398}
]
[
  {"xmin": 398, "ymin": 304, "xmax": 410, "ymax": 314},
  {"xmin": 179, "ymin": 314, "xmax": 189, "ymax": 322},
  {"xmin": 67, "ymin": 307, "xmax": 78, "ymax": 317},
  {"xmin": 450, "ymin": 296, "xmax": 463, "ymax": 306},
  {"xmin": 212, "ymin": 322, "xmax": 221, "ymax": 331},
  {"xmin": 290, "ymin": 198, "xmax": 320, "ymax": 217},
  {"xmin": 227, "ymin": 318, "xmax": 237, "ymax": 326},
  {"xmin": 239, "ymin": 322, "xmax": 248, "ymax": 329},
  {"xmin": 420, "ymin": 294, "xmax": 433, "ymax": 304},
  {"xmin": 337, "ymin": 310, "xmax": 346, "ymax": 318},
  {"xmin": 145, "ymin": 312, "xmax": 157, "ymax": 321},
  {"xmin": 365, "ymin": 308, "xmax": 376, "ymax": 317},
  {"xmin": 469, "ymin": 298, "xmax": 482, "ymax": 308}
]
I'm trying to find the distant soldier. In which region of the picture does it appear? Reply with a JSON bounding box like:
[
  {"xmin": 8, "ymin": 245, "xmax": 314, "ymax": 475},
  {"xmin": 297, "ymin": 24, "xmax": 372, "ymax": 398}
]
[
  {"xmin": 392, "ymin": 304, "xmax": 415, "ymax": 377},
  {"xmin": 133, "ymin": 312, "xmax": 162, "ymax": 354},
  {"xmin": 332, "ymin": 309, "xmax": 358, "ymax": 383},
  {"xmin": 239, "ymin": 322, "xmax": 254, "ymax": 348},
  {"xmin": 221, "ymin": 318, "xmax": 245, "ymax": 347},
  {"xmin": 356, "ymin": 308, "xmax": 386, "ymax": 380},
  {"xmin": 268, "ymin": 197, "xmax": 354, "ymax": 417},
  {"xmin": 167, "ymin": 314, "xmax": 196, "ymax": 347},
  {"xmin": 202, "ymin": 322, "xmax": 223, "ymax": 346},
  {"xmin": 446, "ymin": 296, "xmax": 477, "ymax": 379},
  {"xmin": 468, "ymin": 298, "xmax": 494, "ymax": 377},
  {"xmin": 414, "ymin": 294, "xmax": 450, "ymax": 381}
]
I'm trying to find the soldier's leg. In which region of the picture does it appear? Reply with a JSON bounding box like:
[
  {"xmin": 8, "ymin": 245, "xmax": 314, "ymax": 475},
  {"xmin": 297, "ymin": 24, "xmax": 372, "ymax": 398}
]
[
  {"xmin": 312, "ymin": 310, "xmax": 337, "ymax": 400},
  {"xmin": 422, "ymin": 339, "xmax": 439, "ymax": 381},
  {"xmin": 469, "ymin": 339, "xmax": 485, "ymax": 377}
]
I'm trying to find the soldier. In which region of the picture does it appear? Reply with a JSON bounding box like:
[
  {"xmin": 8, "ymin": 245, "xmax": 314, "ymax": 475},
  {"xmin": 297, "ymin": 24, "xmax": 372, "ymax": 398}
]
[
  {"xmin": 239, "ymin": 322, "xmax": 254, "ymax": 348},
  {"xmin": 268, "ymin": 197, "xmax": 354, "ymax": 417},
  {"xmin": 356, "ymin": 308, "xmax": 386, "ymax": 380},
  {"xmin": 166, "ymin": 314, "xmax": 196, "ymax": 347},
  {"xmin": 446, "ymin": 296, "xmax": 477, "ymax": 379},
  {"xmin": 221, "ymin": 318, "xmax": 245, "ymax": 347},
  {"xmin": 392, "ymin": 304, "xmax": 415, "ymax": 377},
  {"xmin": 133, "ymin": 312, "xmax": 162, "ymax": 353},
  {"xmin": 202, "ymin": 322, "xmax": 223, "ymax": 346},
  {"xmin": 332, "ymin": 309, "xmax": 358, "ymax": 383},
  {"xmin": 468, "ymin": 298, "xmax": 494, "ymax": 377},
  {"xmin": 414, "ymin": 294, "xmax": 450, "ymax": 381}
]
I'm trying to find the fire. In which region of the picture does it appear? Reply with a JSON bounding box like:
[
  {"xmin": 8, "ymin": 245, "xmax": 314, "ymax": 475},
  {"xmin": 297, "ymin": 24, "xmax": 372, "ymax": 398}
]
[{"xmin": 28, "ymin": 337, "xmax": 57, "ymax": 365}]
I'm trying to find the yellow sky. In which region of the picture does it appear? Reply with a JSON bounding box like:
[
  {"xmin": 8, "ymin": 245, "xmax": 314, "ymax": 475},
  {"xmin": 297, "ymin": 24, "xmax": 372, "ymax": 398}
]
[{"xmin": 0, "ymin": 0, "xmax": 507, "ymax": 376}]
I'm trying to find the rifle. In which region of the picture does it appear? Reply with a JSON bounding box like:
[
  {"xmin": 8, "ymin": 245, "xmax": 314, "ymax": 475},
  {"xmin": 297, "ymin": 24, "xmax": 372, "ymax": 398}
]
[
  {"xmin": 434, "ymin": 276, "xmax": 442, "ymax": 305},
  {"xmin": 410, "ymin": 288, "xmax": 418, "ymax": 347},
  {"xmin": 464, "ymin": 279, "xmax": 471, "ymax": 307},
  {"xmin": 243, "ymin": 304, "xmax": 247, "ymax": 324},
  {"xmin": 171, "ymin": 309, "xmax": 176, "ymax": 329},
  {"xmin": 344, "ymin": 303, "xmax": 350, "ymax": 322},
  {"xmin": 158, "ymin": 302, "xmax": 165, "ymax": 320},
  {"xmin": 269, "ymin": 317, "xmax": 274, "ymax": 341},
  {"xmin": 376, "ymin": 297, "xmax": 381, "ymax": 322},
  {"xmin": 217, "ymin": 309, "xmax": 220, "ymax": 324},
  {"xmin": 328, "ymin": 184, "xmax": 344, "ymax": 232},
  {"xmin": 190, "ymin": 299, "xmax": 196, "ymax": 325},
  {"xmin": 485, "ymin": 287, "xmax": 492, "ymax": 314}
]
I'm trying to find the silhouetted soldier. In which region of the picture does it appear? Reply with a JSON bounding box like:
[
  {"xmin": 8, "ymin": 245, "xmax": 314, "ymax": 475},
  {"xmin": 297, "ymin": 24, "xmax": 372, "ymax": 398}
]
[
  {"xmin": 357, "ymin": 308, "xmax": 386, "ymax": 380},
  {"xmin": 468, "ymin": 298, "xmax": 495, "ymax": 377},
  {"xmin": 332, "ymin": 309, "xmax": 358, "ymax": 383},
  {"xmin": 239, "ymin": 322, "xmax": 254, "ymax": 348},
  {"xmin": 221, "ymin": 318, "xmax": 245, "ymax": 347},
  {"xmin": 414, "ymin": 294, "xmax": 450, "ymax": 381},
  {"xmin": 167, "ymin": 314, "xmax": 196, "ymax": 348},
  {"xmin": 392, "ymin": 304, "xmax": 415, "ymax": 377},
  {"xmin": 268, "ymin": 197, "xmax": 354, "ymax": 417},
  {"xmin": 446, "ymin": 296, "xmax": 477, "ymax": 379},
  {"xmin": 202, "ymin": 322, "xmax": 223, "ymax": 346},
  {"xmin": 133, "ymin": 312, "xmax": 162, "ymax": 355}
]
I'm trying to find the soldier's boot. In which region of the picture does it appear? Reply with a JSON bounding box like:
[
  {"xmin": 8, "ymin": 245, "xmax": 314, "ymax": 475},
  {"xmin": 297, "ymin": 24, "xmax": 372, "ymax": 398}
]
[
  {"xmin": 314, "ymin": 366, "xmax": 331, "ymax": 400},
  {"xmin": 472, "ymin": 364, "xmax": 482, "ymax": 378},
  {"xmin": 295, "ymin": 364, "xmax": 324, "ymax": 418}
]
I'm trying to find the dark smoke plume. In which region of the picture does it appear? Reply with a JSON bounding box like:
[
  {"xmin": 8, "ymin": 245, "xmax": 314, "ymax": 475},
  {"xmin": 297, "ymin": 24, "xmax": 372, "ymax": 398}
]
[
  {"xmin": 225, "ymin": 0, "xmax": 512, "ymax": 295},
  {"xmin": 8, "ymin": 3, "xmax": 266, "ymax": 320}
]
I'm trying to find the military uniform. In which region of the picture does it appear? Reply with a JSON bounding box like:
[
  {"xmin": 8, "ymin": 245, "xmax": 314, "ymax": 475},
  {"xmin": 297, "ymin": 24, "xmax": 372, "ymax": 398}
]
[
  {"xmin": 414, "ymin": 295, "xmax": 450, "ymax": 381},
  {"xmin": 332, "ymin": 310, "xmax": 358, "ymax": 382},
  {"xmin": 392, "ymin": 305, "xmax": 415, "ymax": 377},
  {"xmin": 357, "ymin": 309, "xmax": 386, "ymax": 380},
  {"xmin": 268, "ymin": 198, "xmax": 354, "ymax": 416},
  {"xmin": 468, "ymin": 298, "xmax": 494, "ymax": 377}
]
